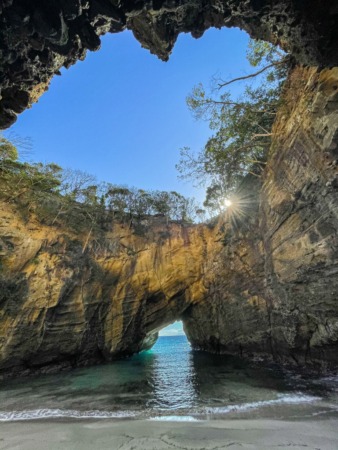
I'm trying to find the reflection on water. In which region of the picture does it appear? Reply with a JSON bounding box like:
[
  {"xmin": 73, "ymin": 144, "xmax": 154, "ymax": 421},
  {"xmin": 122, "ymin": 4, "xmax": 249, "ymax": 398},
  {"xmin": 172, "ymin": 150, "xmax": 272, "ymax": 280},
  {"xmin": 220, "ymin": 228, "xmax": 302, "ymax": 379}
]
[
  {"xmin": 0, "ymin": 335, "xmax": 338, "ymax": 421},
  {"xmin": 147, "ymin": 335, "xmax": 197, "ymax": 410}
]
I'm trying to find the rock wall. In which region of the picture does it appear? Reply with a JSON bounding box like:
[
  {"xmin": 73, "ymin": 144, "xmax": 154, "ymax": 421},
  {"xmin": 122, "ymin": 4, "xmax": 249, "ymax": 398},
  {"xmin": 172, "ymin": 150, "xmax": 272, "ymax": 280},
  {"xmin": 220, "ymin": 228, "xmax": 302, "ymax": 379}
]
[
  {"xmin": 183, "ymin": 66, "xmax": 338, "ymax": 371},
  {"xmin": 1, "ymin": 0, "xmax": 338, "ymax": 128},
  {"xmin": 183, "ymin": 176, "xmax": 272, "ymax": 359},
  {"xmin": 1, "ymin": 66, "xmax": 338, "ymax": 377},
  {"xmin": 0, "ymin": 206, "xmax": 218, "ymax": 378},
  {"xmin": 1, "ymin": 0, "xmax": 338, "ymax": 375}
]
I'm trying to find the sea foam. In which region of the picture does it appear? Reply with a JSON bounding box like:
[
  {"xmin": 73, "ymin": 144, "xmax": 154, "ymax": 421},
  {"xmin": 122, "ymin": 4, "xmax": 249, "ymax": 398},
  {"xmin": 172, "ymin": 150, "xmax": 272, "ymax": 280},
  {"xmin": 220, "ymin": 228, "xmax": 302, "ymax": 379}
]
[
  {"xmin": 0, "ymin": 408, "xmax": 137, "ymax": 422},
  {"xmin": 203, "ymin": 393, "xmax": 320, "ymax": 415},
  {"xmin": 0, "ymin": 393, "xmax": 321, "ymax": 422},
  {"xmin": 149, "ymin": 415, "xmax": 199, "ymax": 422}
]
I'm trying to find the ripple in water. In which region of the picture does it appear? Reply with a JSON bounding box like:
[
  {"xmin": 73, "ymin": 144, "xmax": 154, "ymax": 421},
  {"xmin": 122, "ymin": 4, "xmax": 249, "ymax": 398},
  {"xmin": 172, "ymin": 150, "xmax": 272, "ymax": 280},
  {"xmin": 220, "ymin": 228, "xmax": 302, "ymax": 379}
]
[{"xmin": 0, "ymin": 335, "xmax": 337, "ymax": 421}]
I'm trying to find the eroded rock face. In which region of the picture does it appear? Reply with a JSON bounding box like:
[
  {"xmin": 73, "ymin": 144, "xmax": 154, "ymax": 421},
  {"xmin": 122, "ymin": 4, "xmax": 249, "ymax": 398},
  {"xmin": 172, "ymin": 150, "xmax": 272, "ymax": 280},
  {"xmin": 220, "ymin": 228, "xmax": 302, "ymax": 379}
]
[
  {"xmin": 183, "ymin": 66, "xmax": 338, "ymax": 371},
  {"xmin": 1, "ymin": 1, "xmax": 338, "ymax": 375},
  {"xmin": 183, "ymin": 176, "xmax": 272, "ymax": 359},
  {"xmin": 1, "ymin": 0, "xmax": 338, "ymax": 128},
  {"xmin": 0, "ymin": 207, "xmax": 217, "ymax": 377},
  {"xmin": 1, "ymin": 66, "xmax": 338, "ymax": 376}
]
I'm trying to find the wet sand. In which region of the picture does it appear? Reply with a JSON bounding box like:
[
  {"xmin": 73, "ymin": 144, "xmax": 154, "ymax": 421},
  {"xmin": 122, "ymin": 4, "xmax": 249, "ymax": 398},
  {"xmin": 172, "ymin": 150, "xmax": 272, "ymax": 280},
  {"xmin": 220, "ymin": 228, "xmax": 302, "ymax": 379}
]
[{"xmin": 1, "ymin": 418, "xmax": 338, "ymax": 450}]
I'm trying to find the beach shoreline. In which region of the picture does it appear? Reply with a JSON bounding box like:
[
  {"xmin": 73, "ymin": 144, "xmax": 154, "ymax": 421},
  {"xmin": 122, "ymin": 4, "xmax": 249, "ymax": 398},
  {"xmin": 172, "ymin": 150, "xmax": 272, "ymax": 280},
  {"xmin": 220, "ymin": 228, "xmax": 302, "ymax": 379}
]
[{"xmin": 1, "ymin": 418, "xmax": 338, "ymax": 450}]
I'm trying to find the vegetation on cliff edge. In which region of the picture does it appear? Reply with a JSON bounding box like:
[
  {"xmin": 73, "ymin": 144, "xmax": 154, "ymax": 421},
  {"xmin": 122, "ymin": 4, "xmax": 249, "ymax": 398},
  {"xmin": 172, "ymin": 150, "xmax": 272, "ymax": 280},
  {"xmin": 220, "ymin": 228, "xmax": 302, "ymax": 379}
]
[
  {"xmin": 176, "ymin": 39, "xmax": 290, "ymax": 214},
  {"xmin": 0, "ymin": 136, "xmax": 203, "ymax": 235}
]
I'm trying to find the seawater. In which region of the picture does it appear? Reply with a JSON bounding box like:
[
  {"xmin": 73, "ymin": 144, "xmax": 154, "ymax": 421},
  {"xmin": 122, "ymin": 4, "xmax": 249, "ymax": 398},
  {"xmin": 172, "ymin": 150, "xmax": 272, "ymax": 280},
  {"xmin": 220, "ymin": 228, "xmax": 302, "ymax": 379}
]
[{"xmin": 1, "ymin": 335, "xmax": 338, "ymax": 422}]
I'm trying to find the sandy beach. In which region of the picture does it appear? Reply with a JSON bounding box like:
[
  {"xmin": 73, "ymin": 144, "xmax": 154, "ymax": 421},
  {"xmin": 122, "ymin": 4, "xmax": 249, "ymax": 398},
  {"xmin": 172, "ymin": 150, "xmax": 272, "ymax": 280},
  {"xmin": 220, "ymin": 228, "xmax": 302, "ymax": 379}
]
[{"xmin": 1, "ymin": 418, "xmax": 338, "ymax": 450}]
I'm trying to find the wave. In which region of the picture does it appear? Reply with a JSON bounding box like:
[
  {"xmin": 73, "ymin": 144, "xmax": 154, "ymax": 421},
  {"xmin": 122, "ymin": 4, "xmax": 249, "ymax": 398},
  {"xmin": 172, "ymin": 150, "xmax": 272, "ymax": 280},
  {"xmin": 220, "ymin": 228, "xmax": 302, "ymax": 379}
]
[
  {"xmin": 149, "ymin": 393, "xmax": 320, "ymax": 421},
  {"xmin": 203, "ymin": 393, "xmax": 320, "ymax": 415},
  {"xmin": 0, "ymin": 393, "xmax": 320, "ymax": 422},
  {"xmin": 0, "ymin": 408, "xmax": 138, "ymax": 422}
]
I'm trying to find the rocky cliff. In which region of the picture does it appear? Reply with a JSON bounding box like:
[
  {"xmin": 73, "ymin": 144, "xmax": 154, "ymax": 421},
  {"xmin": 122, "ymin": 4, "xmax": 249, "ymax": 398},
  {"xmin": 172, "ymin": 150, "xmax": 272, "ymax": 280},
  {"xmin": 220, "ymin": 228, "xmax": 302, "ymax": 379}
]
[
  {"xmin": 184, "ymin": 66, "xmax": 338, "ymax": 371},
  {"xmin": 1, "ymin": 66, "xmax": 338, "ymax": 377},
  {"xmin": 1, "ymin": 1, "xmax": 338, "ymax": 376},
  {"xmin": 0, "ymin": 205, "xmax": 218, "ymax": 378},
  {"xmin": 1, "ymin": 0, "xmax": 338, "ymax": 128}
]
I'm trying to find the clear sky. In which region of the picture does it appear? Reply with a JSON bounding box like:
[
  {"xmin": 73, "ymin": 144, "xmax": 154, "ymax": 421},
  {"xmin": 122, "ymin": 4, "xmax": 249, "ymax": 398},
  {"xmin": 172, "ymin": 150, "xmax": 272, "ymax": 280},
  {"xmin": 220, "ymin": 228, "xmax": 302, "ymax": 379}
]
[
  {"xmin": 6, "ymin": 26, "xmax": 252, "ymax": 205},
  {"xmin": 159, "ymin": 321, "xmax": 185, "ymax": 337}
]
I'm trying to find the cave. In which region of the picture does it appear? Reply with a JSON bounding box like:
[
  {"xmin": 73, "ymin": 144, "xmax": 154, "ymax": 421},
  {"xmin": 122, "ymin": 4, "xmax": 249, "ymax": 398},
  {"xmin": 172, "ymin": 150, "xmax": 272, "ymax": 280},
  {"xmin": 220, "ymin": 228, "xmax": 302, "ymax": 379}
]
[
  {"xmin": 0, "ymin": 0, "xmax": 338, "ymax": 381},
  {"xmin": 1, "ymin": 0, "xmax": 338, "ymax": 128}
]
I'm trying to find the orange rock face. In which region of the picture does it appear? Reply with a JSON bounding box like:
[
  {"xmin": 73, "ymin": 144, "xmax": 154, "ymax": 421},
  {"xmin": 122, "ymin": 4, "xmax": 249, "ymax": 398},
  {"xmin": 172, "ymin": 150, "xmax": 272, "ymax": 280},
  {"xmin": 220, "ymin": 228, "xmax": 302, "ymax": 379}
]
[{"xmin": 0, "ymin": 204, "xmax": 219, "ymax": 377}]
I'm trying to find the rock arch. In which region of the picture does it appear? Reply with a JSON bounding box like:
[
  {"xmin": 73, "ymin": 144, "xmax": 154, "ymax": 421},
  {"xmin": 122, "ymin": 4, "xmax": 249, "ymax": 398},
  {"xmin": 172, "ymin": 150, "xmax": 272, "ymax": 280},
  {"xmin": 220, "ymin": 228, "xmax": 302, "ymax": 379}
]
[{"xmin": 0, "ymin": 206, "xmax": 219, "ymax": 377}]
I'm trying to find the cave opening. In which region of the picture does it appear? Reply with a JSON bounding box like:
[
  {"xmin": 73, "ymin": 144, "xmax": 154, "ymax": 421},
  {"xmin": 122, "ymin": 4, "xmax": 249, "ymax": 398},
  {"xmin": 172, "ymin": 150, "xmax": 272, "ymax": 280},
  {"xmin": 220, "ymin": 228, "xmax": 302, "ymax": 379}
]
[
  {"xmin": 144, "ymin": 321, "xmax": 190, "ymax": 356},
  {"xmin": 158, "ymin": 320, "xmax": 186, "ymax": 339},
  {"xmin": 4, "ymin": 26, "xmax": 253, "ymax": 207}
]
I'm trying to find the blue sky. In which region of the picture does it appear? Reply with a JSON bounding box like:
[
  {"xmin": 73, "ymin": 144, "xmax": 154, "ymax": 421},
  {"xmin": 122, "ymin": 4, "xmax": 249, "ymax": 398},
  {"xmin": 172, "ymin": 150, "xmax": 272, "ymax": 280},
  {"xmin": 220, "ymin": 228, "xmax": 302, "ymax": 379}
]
[
  {"xmin": 159, "ymin": 321, "xmax": 185, "ymax": 337},
  {"xmin": 6, "ymin": 26, "xmax": 251, "ymax": 205}
]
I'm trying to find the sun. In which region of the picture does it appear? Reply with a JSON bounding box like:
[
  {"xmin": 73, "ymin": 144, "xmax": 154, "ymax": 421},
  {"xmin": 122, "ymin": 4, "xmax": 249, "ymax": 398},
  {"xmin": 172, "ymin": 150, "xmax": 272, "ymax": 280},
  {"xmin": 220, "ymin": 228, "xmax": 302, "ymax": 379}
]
[{"xmin": 223, "ymin": 198, "xmax": 232, "ymax": 208}]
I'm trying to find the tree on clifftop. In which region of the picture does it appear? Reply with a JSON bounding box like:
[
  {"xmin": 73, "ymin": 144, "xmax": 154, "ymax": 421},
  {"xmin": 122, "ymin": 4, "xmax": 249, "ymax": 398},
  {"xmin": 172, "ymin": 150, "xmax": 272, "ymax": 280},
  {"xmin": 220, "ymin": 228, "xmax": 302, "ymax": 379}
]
[
  {"xmin": 0, "ymin": 136, "xmax": 18, "ymax": 163},
  {"xmin": 176, "ymin": 39, "xmax": 290, "ymax": 215}
]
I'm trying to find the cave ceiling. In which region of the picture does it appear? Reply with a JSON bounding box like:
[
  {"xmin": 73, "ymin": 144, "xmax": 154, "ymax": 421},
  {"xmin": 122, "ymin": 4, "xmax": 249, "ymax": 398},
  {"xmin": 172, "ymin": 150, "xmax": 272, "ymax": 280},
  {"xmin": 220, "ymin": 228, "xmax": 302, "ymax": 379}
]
[{"xmin": 1, "ymin": 0, "xmax": 338, "ymax": 129}]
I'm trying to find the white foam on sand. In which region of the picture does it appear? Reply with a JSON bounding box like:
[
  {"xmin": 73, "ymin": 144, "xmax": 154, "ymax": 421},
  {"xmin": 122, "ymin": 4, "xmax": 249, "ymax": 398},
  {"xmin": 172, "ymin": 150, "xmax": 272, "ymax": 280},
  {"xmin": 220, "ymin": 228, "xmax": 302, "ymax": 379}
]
[
  {"xmin": 204, "ymin": 393, "xmax": 320, "ymax": 415},
  {"xmin": 0, "ymin": 409, "xmax": 138, "ymax": 422},
  {"xmin": 149, "ymin": 415, "xmax": 200, "ymax": 422},
  {"xmin": 0, "ymin": 393, "xmax": 321, "ymax": 422}
]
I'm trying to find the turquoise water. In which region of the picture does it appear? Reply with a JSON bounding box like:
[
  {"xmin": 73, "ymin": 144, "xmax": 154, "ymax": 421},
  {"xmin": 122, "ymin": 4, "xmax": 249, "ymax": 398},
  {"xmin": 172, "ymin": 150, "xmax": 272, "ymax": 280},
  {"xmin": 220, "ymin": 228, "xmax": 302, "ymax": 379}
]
[{"xmin": 1, "ymin": 335, "xmax": 338, "ymax": 421}]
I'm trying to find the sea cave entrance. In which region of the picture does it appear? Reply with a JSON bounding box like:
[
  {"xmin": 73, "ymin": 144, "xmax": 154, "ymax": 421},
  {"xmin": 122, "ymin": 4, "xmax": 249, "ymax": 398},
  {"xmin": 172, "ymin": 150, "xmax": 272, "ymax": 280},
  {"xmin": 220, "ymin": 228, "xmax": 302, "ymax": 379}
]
[
  {"xmin": 158, "ymin": 320, "xmax": 186, "ymax": 338},
  {"xmin": 144, "ymin": 321, "xmax": 197, "ymax": 410}
]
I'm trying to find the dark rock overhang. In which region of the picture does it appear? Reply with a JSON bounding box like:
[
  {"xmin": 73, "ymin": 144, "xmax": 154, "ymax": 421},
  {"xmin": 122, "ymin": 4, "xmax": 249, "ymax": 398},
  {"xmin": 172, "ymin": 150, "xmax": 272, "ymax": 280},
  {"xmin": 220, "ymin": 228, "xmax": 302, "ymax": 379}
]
[{"xmin": 1, "ymin": 0, "xmax": 338, "ymax": 129}]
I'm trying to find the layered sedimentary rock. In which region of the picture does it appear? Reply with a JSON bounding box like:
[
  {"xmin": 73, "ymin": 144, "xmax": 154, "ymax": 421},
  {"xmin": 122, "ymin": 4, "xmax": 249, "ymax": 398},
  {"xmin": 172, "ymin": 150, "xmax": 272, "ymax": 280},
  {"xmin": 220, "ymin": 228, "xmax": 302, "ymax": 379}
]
[
  {"xmin": 0, "ymin": 207, "xmax": 217, "ymax": 377},
  {"xmin": 1, "ymin": 0, "xmax": 338, "ymax": 128},
  {"xmin": 1, "ymin": 67, "xmax": 338, "ymax": 376},
  {"xmin": 1, "ymin": 2, "xmax": 338, "ymax": 376},
  {"xmin": 184, "ymin": 66, "xmax": 338, "ymax": 371}
]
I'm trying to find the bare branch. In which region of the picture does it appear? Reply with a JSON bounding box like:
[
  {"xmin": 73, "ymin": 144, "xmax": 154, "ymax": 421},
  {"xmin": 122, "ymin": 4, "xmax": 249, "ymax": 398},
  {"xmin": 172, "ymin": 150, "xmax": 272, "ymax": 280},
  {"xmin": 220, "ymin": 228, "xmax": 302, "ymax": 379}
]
[
  {"xmin": 256, "ymin": 123, "xmax": 271, "ymax": 134},
  {"xmin": 252, "ymin": 133, "xmax": 274, "ymax": 138},
  {"xmin": 217, "ymin": 58, "xmax": 288, "ymax": 89},
  {"xmin": 199, "ymin": 99, "xmax": 277, "ymax": 116}
]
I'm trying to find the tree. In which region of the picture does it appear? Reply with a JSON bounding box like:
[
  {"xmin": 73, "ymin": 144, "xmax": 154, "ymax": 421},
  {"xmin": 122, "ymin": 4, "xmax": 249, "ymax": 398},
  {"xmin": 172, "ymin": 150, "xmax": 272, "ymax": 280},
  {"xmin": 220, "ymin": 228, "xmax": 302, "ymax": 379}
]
[
  {"xmin": 0, "ymin": 136, "xmax": 18, "ymax": 162},
  {"xmin": 81, "ymin": 185, "xmax": 98, "ymax": 206},
  {"xmin": 0, "ymin": 136, "xmax": 203, "ymax": 229},
  {"xmin": 169, "ymin": 192, "xmax": 197, "ymax": 222},
  {"xmin": 106, "ymin": 186, "xmax": 131, "ymax": 218},
  {"xmin": 161, "ymin": 191, "xmax": 179, "ymax": 220},
  {"xmin": 30, "ymin": 162, "xmax": 63, "ymax": 192},
  {"xmin": 131, "ymin": 189, "xmax": 153, "ymax": 218},
  {"xmin": 176, "ymin": 39, "xmax": 290, "ymax": 215},
  {"xmin": 59, "ymin": 168, "xmax": 97, "ymax": 201},
  {"xmin": 203, "ymin": 184, "xmax": 226, "ymax": 215},
  {"xmin": 195, "ymin": 208, "xmax": 206, "ymax": 222},
  {"xmin": 152, "ymin": 190, "xmax": 172, "ymax": 217}
]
